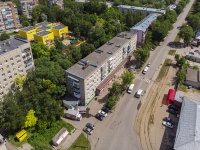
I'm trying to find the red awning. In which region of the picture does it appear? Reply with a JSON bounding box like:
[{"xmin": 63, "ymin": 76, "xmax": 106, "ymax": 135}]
[{"xmin": 167, "ymin": 89, "xmax": 176, "ymax": 101}]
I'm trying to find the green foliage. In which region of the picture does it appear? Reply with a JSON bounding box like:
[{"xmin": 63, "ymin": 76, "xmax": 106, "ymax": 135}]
[
  {"xmin": 134, "ymin": 47, "xmax": 150, "ymax": 67},
  {"xmin": 0, "ymin": 31, "xmax": 10, "ymax": 41},
  {"xmin": 69, "ymin": 133, "xmax": 91, "ymax": 150},
  {"xmin": 177, "ymin": 71, "xmax": 186, "ymax": 83},
  {"xmin": 19, "ymin": 15, "xmax": 30, "ymax": 27},
  {"xmin": 109, "ymin": 81, "xmax": 121, "ymax": 97},
  {"xmin": 14, "ymin": 74, "xmax": 26, "ymax": 89},
  {"xmin": 107, "ymin": 96, "xmax": 117, "ymax": 109},
  {"xmin": 121, "ymin": 70, "xmax": 135, "ymax": 89},
  {"xmin": 157, "ymin": 59, "xmax": 172, "ymax": 80},
  {"xmin": 125, "ymin": 10, "xmax": 145, "ymax": 27},
  {"xmin": 179, "ymin": 25, "xmax": 193, "ymax": 44},
  {"xmin": 186, "ymin": 14, "xmax": 200, "ymax": 31},
  {"xmin": 31, "ymin": 42, "xmax": 51, "ymax": 59},
  {"xmin": 24, "ymin": 110, "xmax": 38, "ymax": 128}
]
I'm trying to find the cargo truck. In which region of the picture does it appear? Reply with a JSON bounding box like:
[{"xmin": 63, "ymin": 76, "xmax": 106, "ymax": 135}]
[{"xmin": 65, "ymin": 109, "xmax": 82, "ymax": 121}]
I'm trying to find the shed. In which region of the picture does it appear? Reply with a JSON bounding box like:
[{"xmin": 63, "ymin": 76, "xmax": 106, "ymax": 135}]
[
  {"xmin": 167, "ymin": 89, "xmax": 176, "ymax": 102},
  {"xmin": 52, "ymin": 128, "xmax": 69, "ymax": 147}
]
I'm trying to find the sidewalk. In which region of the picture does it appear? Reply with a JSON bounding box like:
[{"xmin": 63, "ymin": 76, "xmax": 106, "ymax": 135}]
[{"xmin": 60, "ymin": 129, "xmax": 81, "ymax": 150}]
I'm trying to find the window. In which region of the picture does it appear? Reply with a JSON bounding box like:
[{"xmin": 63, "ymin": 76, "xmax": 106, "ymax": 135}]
[
  {"xmin": 4, "ymin": 60, "xmax": 8, "ymax": 63},
  {"xmin": 7, "ymin": 70, "xmax": 11, "ymax": 74},
  {"xmin": 2, "ymin": 73, "xmax": 5, "ymax": 77},
  {"xmin": 9, "ymin": 76, "xmax": 12, "ymax": 79},
  {"xmin": 10, "ymin": 58, "xmax": 13, "ymax": 61},
  {"xmin": 0, "ymin": 62, "xmax": 2, "ymax": 66},
  {"xmin": 0, "ymin": 68, "xmax": 3, "ymax": 71},
  {"xmin": 15, "ymin": 55, "xmax": 20, "ymax": 58},
  {"xmin": 14, "ymin": 73, "xmax": 17, "ymax": 76},
  {"xmin": 0, "ymin": 92, "xmax": 4, "ymax": 95},
  {"xmin": 5, "ymin": 83, "xmax": 8, "ymax": 86},
  {"xmin": 17, "ymin": 60, "xmax": 21, "ymax": 63},
  {"xmin": 6, "ymin": 65, "xmax": 9, "ymax": 68},
  {"xmin": 3, "ymin": 79, "xmax": 6, "ymax": 81}
]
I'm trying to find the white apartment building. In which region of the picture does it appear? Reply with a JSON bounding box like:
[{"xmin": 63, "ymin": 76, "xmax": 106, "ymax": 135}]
[
  {"xmin": 66, "ymin": 32, "xmax": 137, "ymax": 105},
  {"xmin": 130, "ymin": 13, "xmax": 161, "ymax": 45},
  {"xmin": 0, "ymin": 2, "xmax": 21, "ymax": 31},
  {"xmin": 117, "ymin": 5, "xmax": 166, "ymax": 16},
  {"xmin": 18, "ymin": 0, "xmax": 37, "ymax": 19},
  {"xmin": 0, "ymin": 38, "xmax": 35, "ymax": 98}
]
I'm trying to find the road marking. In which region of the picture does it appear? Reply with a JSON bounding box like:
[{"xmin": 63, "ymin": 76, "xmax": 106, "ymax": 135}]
[{"xmin": 137, "ymin": 76, "xmax": 151, "ymax": 83}]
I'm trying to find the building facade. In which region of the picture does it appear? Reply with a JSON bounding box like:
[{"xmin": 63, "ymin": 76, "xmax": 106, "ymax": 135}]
[
  {"xmin": 117, "ymin": 5, "xmax": 166, "ymax": 16},
  {"xmin": 18, "ymin": 26, "xmax": 36, "ymax": 41},
  {"xmin": 18, "ymin": 0, "xmax": 37, "ymax": 19},
  {"xmin": 0, "ymin": 38, "xmax": 34, "ymax": 98},
  {"xmin": 0, "ymin": 2, "xmax": 21, "ymax": 30},
  {"xmin": 130, "ymin": 13, "xmax": 160, "ymax": 45},
  {"xmin": 66, "ymin": 32, "xmax": 137, "ymax": 105}
]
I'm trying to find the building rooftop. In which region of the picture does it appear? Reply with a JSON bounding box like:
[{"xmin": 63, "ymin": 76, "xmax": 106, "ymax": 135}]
[
  {"xmin": 53, "ymin": 24, "xmax": 66, "ymax": 30},
  {"xmin": 36, "ymin": 21, "xmax": 51, "ymax": 27},
  {"xmin": 52, "ymin": 127, "xmax": 68, "ymax": 144},
  {"xmin": 20, "ymin": 26, "xmax": 35, "ymax": 32},
  {"xmin": 186, "ymin": 68, "xmax": 199, "ymax": 83},
  {"xmin": 66, "ymin": 32, "xmax": 136, "ymax": 79},
  {"xmin": 36, "ymin": 31, "xmax": 51, "ymax": 36},
  {"xmin": 174, "ymin": 97, "xmax": 200, "ymax": 150},
  {"xmin": 130, "ymin": 13, "xmax": 161, "ymax": 32},
  {"xmin": 0, "ymin": 38, "xmax": 28, "ymax": 56},
  {"xmin": 117, "ymin": 5, "xmax": 166, "ymax": 14}
]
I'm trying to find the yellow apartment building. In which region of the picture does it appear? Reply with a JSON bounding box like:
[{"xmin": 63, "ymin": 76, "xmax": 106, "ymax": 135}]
[
  {"xmin": 52, "ymin": 24, "xmax": 68, "ymax": 37},
  {"xmin": 34, "ymin": 31, "xmax": 54, "ymax": 44},
  {"xmin": 19, "ymin": 26, "xmax": 36, "ymax": 41}
]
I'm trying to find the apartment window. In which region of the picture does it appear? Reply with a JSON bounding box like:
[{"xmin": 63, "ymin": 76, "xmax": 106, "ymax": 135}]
[
  {"xmin": 17, "ymin": 60, "xmax": 21, "ymax": 63},
  {"xmin": 2, "ymin": 73, "xmax": 5, "ymax": 77},
  {"xmin": 7, "ymin": 70, "xmax": 11, "ymax": 74},
  {"xmin": 3, "ymin": 79, "xmax": 6, "ymax": 82},
  {"xmin": 4, "ymin": 60, "xmax": 8, "ymax": 63},
  {"xmin": 0, "ymin": 62, "xmax": 2, "ymax": 66},
  {"xmin": 0, "ymin": 92, "xmax": 4, "ymax": 95},
  {"xmin": 14, "ymin": 73, "xmax": 17, "ymax": 76},
  {"xmin": 6, "ymin": 65, "xmax": 9, "ymax": 68},
  {"xmin": 15, "ymin": 55, "xmax": 20, "ymax": 58},
  {"xmin": 0, "ymin": 68, "xmax": 3, "ymax": 71},
  {"xmin": 0, "ymin": 86, "xmax": 2, "ymax": 90},
  {"xmin": 9, "ymin": 76, "xmax": 12, "ymax": 79},
  {"xmin": 5, "ymin": 83, "xmax": 8, "ymax": 87},
  {"xmin": 10, "ymin": 58, "xmax": 13, "ymax": 61},
  {"xmin": 11, "ymin": 63, "xmax": 14, "ymax": 66}
]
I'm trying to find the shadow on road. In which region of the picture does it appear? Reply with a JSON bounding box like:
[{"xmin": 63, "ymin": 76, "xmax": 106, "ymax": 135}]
[{"xmin": 97, "ymin": 93, "xmax": 108, "ymax": 104}]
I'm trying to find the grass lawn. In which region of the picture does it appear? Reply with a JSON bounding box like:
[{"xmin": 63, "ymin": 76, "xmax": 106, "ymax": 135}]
[
  {"xmin": 157, "ymin": 59, "xmax": 172, "ymax": 81},
  {"xmin": 178, "ymin": 84, "xmax": 187, "ymax": 92},
  {"xmin": 174, "ymin": 34, "xmax": 180, "ymax": 42},
  {"xmin": 10, "ymin": 120, "xmax": 74, "ymax": 149},
  {"xmin": 168, "ymin": 50, "xmax": 176, "ymax": 55},
  {"xmin": 68, "ymin": 133, "xmax": 91, "ymax": 150}
]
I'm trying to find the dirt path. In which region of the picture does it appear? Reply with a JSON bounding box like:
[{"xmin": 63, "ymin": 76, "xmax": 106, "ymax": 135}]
[{"xmin": 134, "ymin": 57, "xmax": 177, "ymax": 150}]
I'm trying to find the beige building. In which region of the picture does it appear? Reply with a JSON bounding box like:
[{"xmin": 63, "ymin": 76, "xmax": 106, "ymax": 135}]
[
  {"xmin": 0, "ymin": 2, "xmax": 21, "ymax": 30},
  {"xmin": 66, "ymin": 32, "xmax": 137, "ymax": 105},
  {"xmin": 0, "ymin": 38, "xmax": 34, "ymax": 98},
  {"xmin": 18, "ymin": 0, "xmax": 37, "ymax": 19}
]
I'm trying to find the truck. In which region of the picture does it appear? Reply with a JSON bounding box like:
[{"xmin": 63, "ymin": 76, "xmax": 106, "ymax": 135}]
[
  {"xmin": 127, "ymin": 84, "xmax": 134, "ymax": 94},
  {"xmin": 65, "ymin": 109, "xmax": 82, "ymax": 121}
]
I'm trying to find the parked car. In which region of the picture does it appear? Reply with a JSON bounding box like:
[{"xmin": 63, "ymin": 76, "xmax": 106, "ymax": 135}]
[
  {"xmin": 167, "ymin": 108, "xmax": 178, "ymax": 115},
  {"xmin": 163, "ymin": 117, "xmax": 175, "ymax": 125},
  {"xmin": 101, "ymin": 106, "xmax": 110, "ymax": 113},
  {"xmin": 147, "ymin": 62, "xmax": 151, "ymax": 67},
  {"xmin": 168, "ymin": 105, "xmax": 179, "ymax": 111},
  {"xmin": 83, "ymin": 127, "xmax": 93, "ymax": 135},
  {"xmin": 96, "ymin": 113, "xmax": 105, "ymax": 121},
  {"xmin": 86, "ymin": 123, "xmax": 95, "ymax": 130},
  {"xmin": 162, "ymin": 121, "xmax": 173, "ymax": 129},
  {"xmin": 98, "ymin": 110, "xmax": 108, "ymax": 117}
]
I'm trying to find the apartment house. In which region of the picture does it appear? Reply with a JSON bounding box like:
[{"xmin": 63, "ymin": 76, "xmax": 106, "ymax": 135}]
[
  {"xmin": 0, "ymin": 2, "xmax": 21, "ymax": 31},
  {"xmin": 18, "ymin": 0, "xmax": 37, "ymax": 19},
  {"xmin": 117, "ymin": 5, "xmax": 166, "ymax": 16},
  {"xmin": 130, "ymin": 13, "xmax": 161, "ymax": 45},
  {"xmin": 0, "ymin": 38, "xmax": 34, "ymax": 98},
  {"xmin": 66, "ymin": 32, "xmax": 137, "ymax": 105}
]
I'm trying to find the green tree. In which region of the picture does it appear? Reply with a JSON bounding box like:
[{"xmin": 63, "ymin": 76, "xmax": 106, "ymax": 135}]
[
  {"xmin": 121, "ymin": 70, "xmax": 135, "ymax": 89},
  {"xmin": 31, "ymin": 42, "xmax": 51, "ymax": 58},
  {"xmin": 107, "ymin": 96, "xmax": 117, "ymax": 109},
  {"xmin": 14, "ymin": 74, "xmax": 26, "ymax": 89},
  {"xmin": 24, "ymin": 110, "xmax": 38, "ymax": 128},
  {"xmin": 179, "ymin": 25, "xmax": 193, "ymax": 45},
  {"xmin": 19, "ymin": 15, "xmax": 30, "ymax": 27},
  {"xmin": 134, "ymin": 47, "xmax": 150, "ymax": 67},
  {"xmin": 80, "ymin": 43, "xmax": 95, "ymax": 58},
  {"xmin": 109, "ymin": 81, "xmax": 121, "ymax": 96},
  {"xmin": 186, "ymin": 14, "xmax": 200, "ymax": 31},
  {"xmin": 0, "ymin": 31, "xmax": 10, "ymax": 41},
  {"xmin": 177, "ymin": 71, "xmax": 186, "ymax": 83}
]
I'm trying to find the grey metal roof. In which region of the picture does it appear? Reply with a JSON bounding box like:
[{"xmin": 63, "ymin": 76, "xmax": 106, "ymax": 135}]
[
  {"xmin": 174, "ymin": 97, "xmax": 200, "ymax": 150},
  {"xmin": 36, "ymin": 21, "xmax": 51, "ymax": 27},
  {"xmin": 53, "ymin": 24, "xmax": 65, "ymax": 30},
  {"xmin": 130, "ymin": 13, "xmax": 161, "ymax": 32},
  {"xmin": 186, "ymin": 68, "xmax": 199, "ymax": 83},
  {"xmin": 36, "ymin": 31, "xmax": 51, "ymax": 36},
  {"xmin": 117, "ymin": 5, "xmax": 166, "ymax": 14},
  {"xmin": 66, "ymin": 32, "xmax": 136, "ymax": 79},
  {"xmin": 20, "ymin": 26, "xmax": 35, "ymax": 32},
  {"xmin": 0, "ymin": 38, "xmax": 28, "ymax": 56},
  {"xmin": 52, "ymin": 127, "xmax": 68, "ymax": 143}
]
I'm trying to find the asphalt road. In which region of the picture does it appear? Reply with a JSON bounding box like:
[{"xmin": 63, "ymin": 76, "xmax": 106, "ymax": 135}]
[{"xmin": 90, "ymin": 0, "xmax": 195, "ymax": 150}]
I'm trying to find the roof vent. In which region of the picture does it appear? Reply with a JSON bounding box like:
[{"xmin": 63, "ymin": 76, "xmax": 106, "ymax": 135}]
[
  {"xmin": 107, "ymin": 52, "xmax": 113, "ymax": 55},
  {"xmin": 116, "ymin": 45, "xmax": 121, "ymax": 48},
  {"xmin": 107, "ymin": 42, "xmax": 114, "ymax": 45},
  {"xmin": 95, "ymin": 49, "xmax": 103, "ymax": 53}
]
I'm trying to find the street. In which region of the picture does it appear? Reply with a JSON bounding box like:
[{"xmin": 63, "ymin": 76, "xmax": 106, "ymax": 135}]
[{"xmin": 65, "ymin": 0, "xmax": 195, "ymax": 150}]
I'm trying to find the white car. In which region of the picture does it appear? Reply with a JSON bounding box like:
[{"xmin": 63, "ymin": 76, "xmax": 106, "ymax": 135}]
[
  {"xmin": 147, "ymin": 63, "xmax": 151, "ymax": 67},
  {"xmin": 142, "ymin": 67, "xmax": 149, "ymax": 74},
  {"xmin": 162, "ymin": 121, "xmax": 173, "ymax": 129},
  {"xmin": 98, "ymin": 110, "xmax": 108, "ymax": 117}
]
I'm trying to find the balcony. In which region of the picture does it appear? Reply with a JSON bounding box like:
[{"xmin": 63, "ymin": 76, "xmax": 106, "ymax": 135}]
[{"xmin": 25, "ymin": 63, "xmax": 34, "ymax": 70}]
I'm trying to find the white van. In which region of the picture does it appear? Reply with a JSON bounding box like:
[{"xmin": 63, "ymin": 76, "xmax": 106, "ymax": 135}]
[
  {"xmin": 142, "ymin": 67, "xmax": 149, "ymax": 74},
  {"xmin": 127, "ymin": 84, "xmax": 134, "ymax": 94},
  {"xmin": 136, "ymin": 89, "xmax": 143, "ymax": 98}
]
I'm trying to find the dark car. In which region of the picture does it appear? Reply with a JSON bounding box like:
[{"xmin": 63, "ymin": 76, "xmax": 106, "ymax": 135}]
[
  {"xmin": 86, "ymin": 123, "xmax": 95, "ymax": 130},
  {"xmin": 101, "ymin": 106, "xmax": 110, "ymax": 113},
  {"xmin": 96, "ymin": 113, "xmax": 105, "ymax": 121},
  {"xmin": 167, "ymin": 108, "xmax": 178, "ymax": 115},
  {"xmin": 163, "ymin": 117, "xmax": 175, "ymax": 125},
  {"xmin": 168, "ymin": 105, "xmax": 179, "ymax": 111}
]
